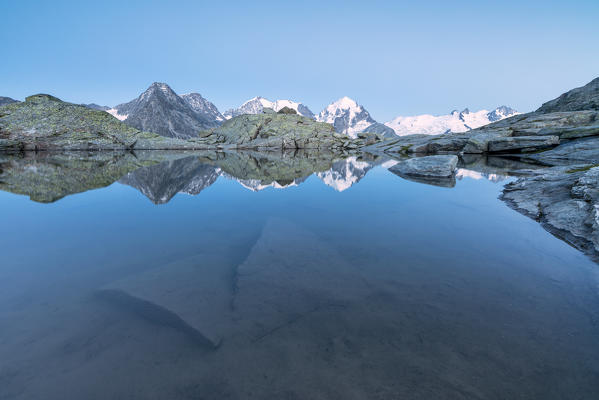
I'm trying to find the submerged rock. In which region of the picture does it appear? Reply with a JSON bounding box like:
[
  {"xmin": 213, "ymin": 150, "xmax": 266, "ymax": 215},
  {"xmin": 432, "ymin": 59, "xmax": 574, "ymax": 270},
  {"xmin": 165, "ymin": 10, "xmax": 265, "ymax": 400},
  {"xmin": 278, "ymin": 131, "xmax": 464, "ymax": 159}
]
[
  {"xmin": 98, "ymin": 253, "xmax": 238, "ymax": 348},
  {"xmin": 97, "ymin": 218, "xmax": 371, "ymax": 347},
  {"xmin": 233, "ymin": 218, "xmax": 370, "ymax": 340}
]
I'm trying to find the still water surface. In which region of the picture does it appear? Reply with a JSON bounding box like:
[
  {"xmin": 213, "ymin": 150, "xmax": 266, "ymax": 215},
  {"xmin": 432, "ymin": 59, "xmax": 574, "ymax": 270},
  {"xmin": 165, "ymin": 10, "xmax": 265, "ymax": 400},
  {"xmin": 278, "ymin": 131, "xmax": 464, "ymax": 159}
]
[{"xmin": 0, "ymin": 153, "xmax": 598, "ymax": 399}]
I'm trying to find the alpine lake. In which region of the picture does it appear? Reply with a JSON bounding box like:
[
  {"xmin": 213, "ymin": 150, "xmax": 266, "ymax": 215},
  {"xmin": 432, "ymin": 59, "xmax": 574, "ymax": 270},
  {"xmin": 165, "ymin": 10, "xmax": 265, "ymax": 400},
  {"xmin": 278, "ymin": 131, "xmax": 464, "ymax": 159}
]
[{"xmin": 1, "ymin": 150, "xmax": 598, "ymax": 400}]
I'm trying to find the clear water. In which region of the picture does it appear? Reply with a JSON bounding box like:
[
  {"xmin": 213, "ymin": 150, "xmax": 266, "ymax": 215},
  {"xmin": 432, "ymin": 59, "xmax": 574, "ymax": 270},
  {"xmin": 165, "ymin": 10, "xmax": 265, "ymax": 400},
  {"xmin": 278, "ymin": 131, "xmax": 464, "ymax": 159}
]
[{"xmin": 1, "ymin": 153, "xmax": 598, "ymax": 399}]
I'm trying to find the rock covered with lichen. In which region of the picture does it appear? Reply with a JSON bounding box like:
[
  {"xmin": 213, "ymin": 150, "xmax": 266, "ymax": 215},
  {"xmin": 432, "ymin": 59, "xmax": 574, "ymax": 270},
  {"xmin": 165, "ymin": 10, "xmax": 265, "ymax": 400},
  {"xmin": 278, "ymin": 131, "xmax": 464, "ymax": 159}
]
[
  {"xmin": 212, "ymin": 113, "xmax": 381, "ymax": 150},
  {"xmin": 0, "ymin": 94, "xmax": 214, "ymax": 151}
]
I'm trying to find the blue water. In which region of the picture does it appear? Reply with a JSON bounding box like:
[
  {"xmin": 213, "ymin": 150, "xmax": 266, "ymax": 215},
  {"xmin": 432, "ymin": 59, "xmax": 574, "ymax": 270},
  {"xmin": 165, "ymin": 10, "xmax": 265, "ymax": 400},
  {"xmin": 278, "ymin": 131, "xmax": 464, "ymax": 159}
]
[{"xmin": 0, "ymin": 155, "xmax": 598, "ymax": 399}]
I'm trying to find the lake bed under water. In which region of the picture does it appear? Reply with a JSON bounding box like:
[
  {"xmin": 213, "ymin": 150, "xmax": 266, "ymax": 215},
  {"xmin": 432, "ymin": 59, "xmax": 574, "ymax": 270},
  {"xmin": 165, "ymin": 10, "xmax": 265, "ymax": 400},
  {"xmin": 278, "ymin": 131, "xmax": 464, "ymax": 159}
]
[{"xmin": 1, "ymin": 151, "xmax": 598, "ymax": 399}]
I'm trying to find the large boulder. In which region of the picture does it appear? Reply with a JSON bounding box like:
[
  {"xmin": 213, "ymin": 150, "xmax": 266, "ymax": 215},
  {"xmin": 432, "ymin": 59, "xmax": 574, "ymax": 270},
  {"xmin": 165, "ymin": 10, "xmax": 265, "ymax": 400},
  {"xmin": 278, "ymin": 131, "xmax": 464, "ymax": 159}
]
[{"xmin": 389, "ymin": 155, "xmax": 458, "ymax": 187}]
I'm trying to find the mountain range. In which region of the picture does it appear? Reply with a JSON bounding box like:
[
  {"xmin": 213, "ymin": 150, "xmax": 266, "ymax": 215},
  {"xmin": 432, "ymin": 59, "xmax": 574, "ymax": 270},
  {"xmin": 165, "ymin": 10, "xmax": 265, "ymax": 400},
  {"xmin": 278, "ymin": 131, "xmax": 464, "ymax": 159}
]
[
  {"xmin": 385, "ymin": 106, "xmax": 519, "ymax": 136},
  {"xmin": 220, "ymin": 96, "xmax": 517, "ymax": 138},
  {"xmin": 223, "ymin": 97, "xmax": 315, "ymax": 119},
  {"xmin": 3, "ymin": 83, "xmax": 518, "ymax": 139}
]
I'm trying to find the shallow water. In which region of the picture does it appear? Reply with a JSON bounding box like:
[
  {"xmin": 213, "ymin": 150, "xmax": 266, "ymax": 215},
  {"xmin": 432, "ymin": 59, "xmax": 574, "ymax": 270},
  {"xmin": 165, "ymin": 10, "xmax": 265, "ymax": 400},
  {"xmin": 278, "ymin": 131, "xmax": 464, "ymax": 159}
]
[{"xmin": 1, "ymin": 152, "xmax": 598, "ymax": 399}]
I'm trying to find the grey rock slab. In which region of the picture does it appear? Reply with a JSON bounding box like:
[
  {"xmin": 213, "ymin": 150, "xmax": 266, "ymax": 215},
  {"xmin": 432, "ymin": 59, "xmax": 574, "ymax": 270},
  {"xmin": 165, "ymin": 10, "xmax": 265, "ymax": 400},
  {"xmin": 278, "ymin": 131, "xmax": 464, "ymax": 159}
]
[
  {"xmin": 388, "ymin": 155, "xmax": 459, "ymax": 187},
  {"xmin": 389, "ymin": 155, "xmax": 458, "ymax": 178},
  {"xmin": 487, "ymin": 135, "xmax": 559, "ymax": 153},
  {"xmin": 409, "ymin": 135, "xmax": 469, "ymax": 154},
  {"xmin": 537, "ymin": 124, "xmax": 599, "ymax": 140},
  {"xmin": 462, "ymin": 128, "xmax": 513, "ymax": 153},
  {"xmin": 523, "ymin": 136, "xmax": 599, "ymax": 166}
]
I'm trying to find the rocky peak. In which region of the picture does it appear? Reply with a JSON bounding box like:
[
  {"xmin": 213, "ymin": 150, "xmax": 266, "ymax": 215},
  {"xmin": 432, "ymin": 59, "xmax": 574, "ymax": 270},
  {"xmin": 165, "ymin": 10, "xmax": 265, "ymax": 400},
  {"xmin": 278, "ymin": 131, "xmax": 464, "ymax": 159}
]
[
  {"xmin": 113, "ymin": 82, "xmax": 221, "ymax": 138},
  {"xmin": 180, "ymin": 93, "xmax": 225, "ymax": 122},
  {"xmin": 487, "ymin": 106, "xmax": 518, "ymax": 122}
]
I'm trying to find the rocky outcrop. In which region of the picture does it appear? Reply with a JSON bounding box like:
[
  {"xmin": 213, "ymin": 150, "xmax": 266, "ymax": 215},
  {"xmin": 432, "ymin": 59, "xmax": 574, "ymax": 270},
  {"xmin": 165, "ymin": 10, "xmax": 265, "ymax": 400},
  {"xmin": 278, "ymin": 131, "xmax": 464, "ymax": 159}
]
[
  {"xmin": 501, "ymin": 165, "xmax": 599, "ymax": 260},
  {"xmin": 0, "ymin": 94, "xmax": 214, "ymax": 151},
  {"xmin": 486, "ymin": 135, "xmax": 560, "ymax": 153},
  {"xmin": 374, "ymin": 77, "xmax": 599, "ymax": 159},
  {"xmin": 536, "ymin": 77, "xmax": 599, "ymax": 113},
  {"xmin": 212, "ymin": 113, "xmax": 381, "ymax": 150}
]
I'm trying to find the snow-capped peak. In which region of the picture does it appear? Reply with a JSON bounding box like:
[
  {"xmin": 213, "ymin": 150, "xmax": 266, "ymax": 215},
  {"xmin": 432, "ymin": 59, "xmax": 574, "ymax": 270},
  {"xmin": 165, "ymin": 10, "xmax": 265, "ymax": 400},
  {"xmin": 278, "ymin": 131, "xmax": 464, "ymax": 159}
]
[
  {"xmin": 223, "ymin": 97, "xmax": 315, "ymax": 119},
  {"xmin": 316, "ymin": 97, "xmax": 377, "ymax": 139}
]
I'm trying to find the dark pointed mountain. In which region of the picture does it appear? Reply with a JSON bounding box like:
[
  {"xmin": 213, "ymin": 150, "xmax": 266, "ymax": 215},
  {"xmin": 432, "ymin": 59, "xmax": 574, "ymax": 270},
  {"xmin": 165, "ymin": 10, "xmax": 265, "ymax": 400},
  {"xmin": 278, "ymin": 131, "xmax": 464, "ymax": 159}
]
[
  {"xmin": 0, "ymin": 97, "xmax": 19, "ymax": 107},
  {"xmin": 180, "ymin": 93, "xmax": 225, "ymax": 123},
  {"xmin": 112, "ymin": 82, "xmax": 221, "ymax": 138},
  {"xmin": 537, "ymin": 77, "xmax": 599, "ymax": 113}
]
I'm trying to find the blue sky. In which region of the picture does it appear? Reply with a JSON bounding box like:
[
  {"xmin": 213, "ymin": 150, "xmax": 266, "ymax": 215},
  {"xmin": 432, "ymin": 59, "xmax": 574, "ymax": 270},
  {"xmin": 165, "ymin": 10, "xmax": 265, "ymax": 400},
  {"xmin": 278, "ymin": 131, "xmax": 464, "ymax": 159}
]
[{"xmin": 1, "ymin": 0, "xmax": 598, "ymax": 121}]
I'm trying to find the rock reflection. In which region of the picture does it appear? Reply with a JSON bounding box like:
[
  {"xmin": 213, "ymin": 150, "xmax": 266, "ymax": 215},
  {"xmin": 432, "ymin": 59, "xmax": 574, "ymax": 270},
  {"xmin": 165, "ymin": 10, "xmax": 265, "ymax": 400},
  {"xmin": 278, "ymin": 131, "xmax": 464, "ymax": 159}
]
[{"xmin": 0, "ymin": 150, "xmax": 535, "ymax": 205}]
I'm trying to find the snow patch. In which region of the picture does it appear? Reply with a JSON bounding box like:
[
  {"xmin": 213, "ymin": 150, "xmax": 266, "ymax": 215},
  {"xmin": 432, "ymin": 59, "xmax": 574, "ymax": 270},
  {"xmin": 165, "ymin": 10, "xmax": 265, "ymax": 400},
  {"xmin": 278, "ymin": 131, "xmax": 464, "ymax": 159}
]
[{"xmin": 106, "ymin": 108, "xmax": 128, "ymax": 121}]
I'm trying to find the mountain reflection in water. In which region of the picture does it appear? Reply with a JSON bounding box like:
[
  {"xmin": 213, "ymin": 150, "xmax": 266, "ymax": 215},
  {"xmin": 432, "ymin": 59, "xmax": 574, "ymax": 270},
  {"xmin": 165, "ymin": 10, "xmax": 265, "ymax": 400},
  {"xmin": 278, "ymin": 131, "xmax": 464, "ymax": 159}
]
[{"xmin": 0, "ymin": 150, "xmax": 512, "ymax": 204}]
